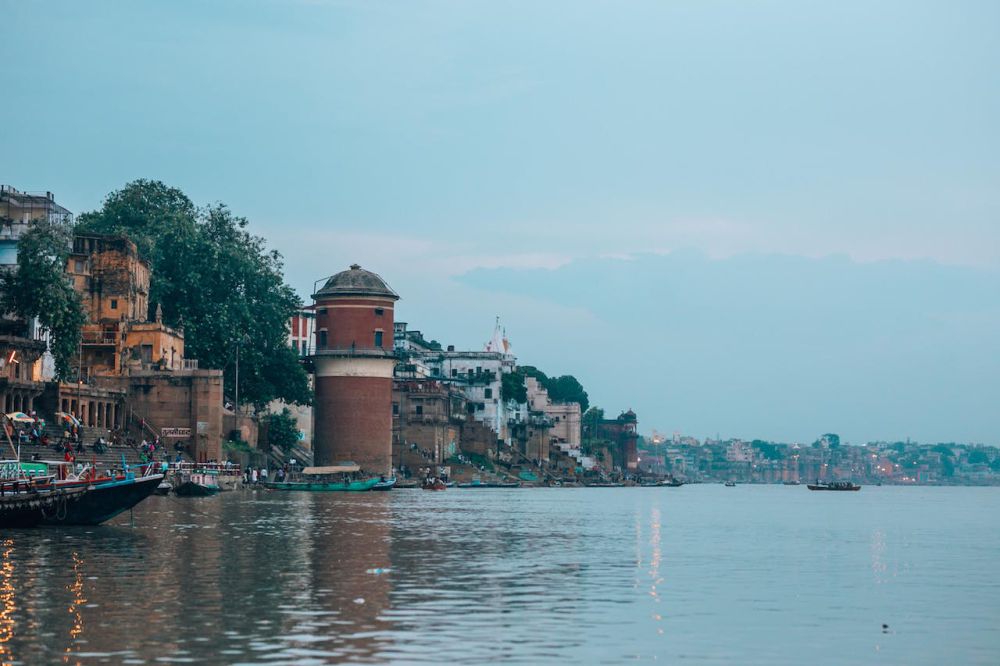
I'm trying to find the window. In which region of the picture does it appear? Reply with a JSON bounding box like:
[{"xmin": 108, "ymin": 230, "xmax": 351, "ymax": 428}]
[
  {"xmin": 318, "ymin": 308, "xmax": 328, "ymax": 315},
  {"xmin": 467, "ymin": 403, "xmax": 476, "ymax": 414},
  {"xmin": 74, "ymin": 260, "xmax": 85, "ymax": 272},
  {"xmin": 110, "ymin": 299, "xmax": 118, "ymax": 310},
  {"xmin": 318, "ymin": 330, "xmax": 328, "ymax": 348},
  {"xmin": 292, "ymin": 340, "xmax": 299, "ymax": 353},
  {"xmin": 415, "ymin": 405, "xmax": 423, "ymax": 415},
  {"xmin": 374, "ymin": 330, "xmax": 384, "ymax": 347},
  {"xmin": 375, "ymin": 308, "xmax": 384, "ymax": 316},
  {"xmin": 140, "ymin": 344, "xmax": 153, "ymax": 364},
  {"xmin": 476, "ymin": 403, "xmax": 485, "ymax": 411},
  {"xmin": 484, "ymin": 388, "xmax": 493, "ymax": 399},
  {"xmin": 451, "ymin": 368, "xmax": 458, "ymax": 377},
  {"xmin": 392, "ymin": 403, "xmax": 399, "ymax": 415}
]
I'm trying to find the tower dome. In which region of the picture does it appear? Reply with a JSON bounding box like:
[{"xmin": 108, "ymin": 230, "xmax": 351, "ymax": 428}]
[{"xmin": 313, "ymin": 264, "xmax": 398, "ymax": 300}]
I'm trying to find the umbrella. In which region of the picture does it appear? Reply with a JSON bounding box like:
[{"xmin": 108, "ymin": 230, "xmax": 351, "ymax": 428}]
[
  {"xmin": 55, "ymin": 411, "xmax": 81, "ymax": 427},
  {"xmin": 5, "ymin": 412, "xmax": 34, "ymax": 423}
]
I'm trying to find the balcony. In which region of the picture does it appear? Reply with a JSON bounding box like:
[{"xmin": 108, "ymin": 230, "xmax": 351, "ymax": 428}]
[
  {"xmin": 81, "ymin": 330, "xmax": 118, "ymax": 346},
  {"xmin": 312, "ymin": 346, "xmax": 395, "ymax": 359}
]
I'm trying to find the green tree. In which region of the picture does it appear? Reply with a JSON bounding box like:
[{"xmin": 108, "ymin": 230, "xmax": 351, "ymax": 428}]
[
  {"xmin": 518, "ymin": 366, "xmax": 589, "ymax": 411},
  {"xmin": 0, "ymin": 219, "xmax": 85, "ymax": 379},
  {"xmin": 78, "ymin": 180, "xmax": 311, "ymax": 408},
  {"xmin": 967, "ymin": 450, "xmax": 989, "ymax": 465},
  {"xmin": 264, "ymin": 408, "xmax": 301, "ymax": 453},
  {"xmin": 501, "ymin": 369, "xmax": 528, "ymax": 404}
]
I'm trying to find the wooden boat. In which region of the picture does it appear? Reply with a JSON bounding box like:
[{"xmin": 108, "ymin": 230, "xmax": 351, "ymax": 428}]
[
  {"xmin": 174, "ymin": 470, "xmax": 221, "ymax": 496},
  {"xmin": 372, "ymin": 476, "xmax": 396, "ymax": 491},
  {"xmin": 263, "ymin": 462, "xmax": 380, "ymax": 492},
  {"xmin": 724, "ymin": 481, "xmax": 737, "ymax": 487},
  {"xmin": 457, "ymin": 480, "xmax": 520, "ymax": 488},
  {"xmin": 807, "ymin": 481, "xmax": 861, "ymax": 491},
  {"xmin": 265, "ymin": 478, "xmax": 379, "ymax": 492},
  {"xmin": 42, "ymin": 473, "xmax": 163, "ymax": 525},
  {"xmin": 2, "ymin": 460, "xmax": 164, "ymax": 526},
  {"xmin": 0, "ymin": 486, "xmax": 88, "ymax": 528},
  {"xmin": 395, "ymin": 479, "xmax": 419, "ymax": 489},
  {"xmin": 783, "ymin": 480, "xmax": 801, "ymax": 485},
  {"xmin": 154, "ymin": 481, "xmax": 172, "ymax": 495},
  {"xmin": 658, "ymin": 478, "xmax": 684, "ymax": 487},
  {"xmin": 422, "ymin": 478, "xmax": 447, "ymax": 491}
]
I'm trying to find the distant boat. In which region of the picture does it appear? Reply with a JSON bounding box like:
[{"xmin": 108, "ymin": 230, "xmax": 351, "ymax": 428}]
[
  {"xmin": 422, "ymin": 478, "xmax": 447, "ymax": 491},
  {"xmin": 783, "ymin": 480, "xmax": 801, "ymax": 485},
  {"xmin": 372, "ymin": 477, "xmax": 396, "ymax": 491},
  {"xmin": 724, "ymin": 481, "xmax": 737, "ymax": 487},
  {"xmin": 807, "ymin": 481, "xmax": 861, "ymax": 491},
  {"xmin": 659, "ymin": 478, "xmax": 684, "ymax": 487},
  {"xmin": 457, "ymin": 480, "xmax": 520, "ymax": 488}
]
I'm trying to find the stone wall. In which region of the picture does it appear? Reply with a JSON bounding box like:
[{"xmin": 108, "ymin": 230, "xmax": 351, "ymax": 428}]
[{"xmin": 127, "ymin": 369, "xmax": 224, "ymax": 462}]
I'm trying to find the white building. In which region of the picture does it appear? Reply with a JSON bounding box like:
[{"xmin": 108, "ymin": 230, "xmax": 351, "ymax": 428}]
[{"xmin": 395, "ymin": 319, "xmax": 521, "ymax": 443}]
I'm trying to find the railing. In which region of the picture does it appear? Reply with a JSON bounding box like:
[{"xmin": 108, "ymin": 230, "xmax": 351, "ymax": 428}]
[
  {"xmin": 81, "ymin": 331, "xmax": 117, "ymax": 345},
  {"xmin": 313, "ymin": 346, "xmax": 395, "ymax": 357},
  {"xmin": 182, "ymin": 359, "xmax": 199, "ymax": 370}
]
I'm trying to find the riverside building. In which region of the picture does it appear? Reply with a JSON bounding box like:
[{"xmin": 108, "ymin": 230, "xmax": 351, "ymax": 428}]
[{"xmin": 310, "ymin": 265, "xmax": 399, "ymax": 474}]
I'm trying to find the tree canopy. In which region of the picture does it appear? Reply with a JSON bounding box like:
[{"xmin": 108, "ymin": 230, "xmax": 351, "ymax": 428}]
[
  {"xmin": 77, "ymin": 180, "xmax": 311, "ymax": 408},
  {"xmin": 264, "ymin": 407, "xmax": 301, "ymax": 453},
  {"xmin": 519, "ymin": 365, "xmax": 589, "ymax": 411},
  {"xmin": 1, "ymin": 219, "xmax": 85, "ymax": 379}
]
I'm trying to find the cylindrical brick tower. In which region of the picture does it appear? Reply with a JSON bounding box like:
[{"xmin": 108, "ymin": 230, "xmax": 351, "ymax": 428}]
[{"xmin": 311, "ymin": 264, "xmax": 398, "ymax": 474}]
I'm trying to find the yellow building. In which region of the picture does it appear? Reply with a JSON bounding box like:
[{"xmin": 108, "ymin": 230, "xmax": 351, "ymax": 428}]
[{"xmin": 67, "ymin": 234, "xmax": 186, "ymax": 377}]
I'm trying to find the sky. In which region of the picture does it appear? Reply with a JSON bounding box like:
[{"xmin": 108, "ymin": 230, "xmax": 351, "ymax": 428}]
[{"xmin": 2, "ymin": 0, "xmax": 998, "ymax": 444}]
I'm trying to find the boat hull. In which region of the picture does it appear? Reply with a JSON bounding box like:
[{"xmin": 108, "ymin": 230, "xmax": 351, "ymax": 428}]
[
  {"xmin": 0, "ymin": 488, "xmax": 87, "ymax": 528},
  {"xmin": 372, "ymin": 477, "xmax": 396, "ymax": 491},
  {"xmin": 264, "ymin": 479, "xmax": 379, "ymax": 492},
  {"xmin": 41, "ymin": 475, "xmax": 164, "ymax": 526},
  {"xmin": 174, "ymin": 481, "xmax": 221, "ymax": 497},
  {"xmin": 807, "ymin": 484, "xmax": 861, "ymax": 491},
  {"xmin": 457, "ymin": 482, "xmax": 520, "ymax": 488}
]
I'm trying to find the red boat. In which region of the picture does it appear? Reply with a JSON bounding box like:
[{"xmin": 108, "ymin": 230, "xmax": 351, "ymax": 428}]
[{"xmin": 422, "ymin": 478, "xmax": 447, "ymax": 491}]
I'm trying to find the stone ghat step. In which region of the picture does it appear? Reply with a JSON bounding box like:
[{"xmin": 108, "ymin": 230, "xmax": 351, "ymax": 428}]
[{"xmin": 11, "ymin": 442, "xmax": 155, "ymax": 472}]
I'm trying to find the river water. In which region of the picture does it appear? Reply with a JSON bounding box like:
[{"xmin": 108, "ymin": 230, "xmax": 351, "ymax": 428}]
[{"xmin": 0, "ymin": 485, "xmax": 997, "ymax": 664}]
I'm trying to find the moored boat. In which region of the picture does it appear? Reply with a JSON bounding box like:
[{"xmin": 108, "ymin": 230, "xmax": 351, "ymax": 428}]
[
  {"xmin": 457, "ymin": 480, "xmax": 520, "ymax": 488},
  {"xmin": 422, "ymin": 478, "xmax": 447, "ymax": 491},
  {"xmin": 265, "ymin": 478, "xmax": 379, "ymax": 492},
  {"xmin": 263, "ymin": 462, "xmax": 379, "ymax": 492},
  {"xmin": 41, "ymin": 472, "xmax": 163, "ymax": 525},
  {"xmin": 373, "ymin": 476, "xmax": 397, "ymax": 491},
  {"xmin": 0, "ymin": 486, "xmax": 89, "ymax": 528},
  {"xmin": 174, "ymin": 470, "xmax": 221, "ymax": 497},
  {"xmin": 724, "ymin": 481, "xmax": 737, "ymax": 487},
  {"xmin": 807, "ymin": 481, "xmax": 861, "ymax": 491}
]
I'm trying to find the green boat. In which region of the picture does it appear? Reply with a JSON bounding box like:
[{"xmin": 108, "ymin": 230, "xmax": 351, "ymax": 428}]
[{"xmin": 263, "ymin": 478, "xmax": 379, "ymax": 492}]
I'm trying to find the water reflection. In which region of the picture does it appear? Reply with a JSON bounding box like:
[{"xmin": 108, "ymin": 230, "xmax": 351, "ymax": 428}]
[
  {"xmin": 0, "ymin": 488, "xmax": 996, "ymax": 664},
  {"xmin": 0, "ymin": 539, "xmax": 15, "ymax": 666}
]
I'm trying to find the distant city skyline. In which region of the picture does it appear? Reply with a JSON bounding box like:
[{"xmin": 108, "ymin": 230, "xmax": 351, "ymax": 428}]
[{"xmin": 3, "ymin": 0, "xmax": 998, "ymax": 444}]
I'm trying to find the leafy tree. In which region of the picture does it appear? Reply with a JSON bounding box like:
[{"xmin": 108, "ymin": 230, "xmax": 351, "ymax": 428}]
[
  {"xmin": 501, "ymin": 369, "xmax": 527, "ymax": 404},
  {"xmin": 931, "ymin": 444, "xmax": 955, "ymax": 458},
  {"xmin": 78, "ymin": 180, "xmax": 311, "ymax": 408},
  {"xmin": 264, "ymin": 408, "xmax": 301, "ymax": 453},
  {"xmin": 941, "ymin": 455, "xmax": 955, "ymax": 477},
  {"xmin": 967, "ymin": 450, "xmax": 989, "ymax": 465},
  {"xmin": 0, "ymin": 219, "xmax": 85, "ymax": 379},
  {"xmin": 518, "ymin": 365, "xmax": 589, "ymax": 411}
]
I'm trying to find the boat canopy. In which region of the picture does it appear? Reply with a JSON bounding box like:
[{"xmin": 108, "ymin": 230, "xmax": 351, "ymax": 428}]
[{"xmin": 302, "ymin": 463, "xmax": 360, "ymax": 475}]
